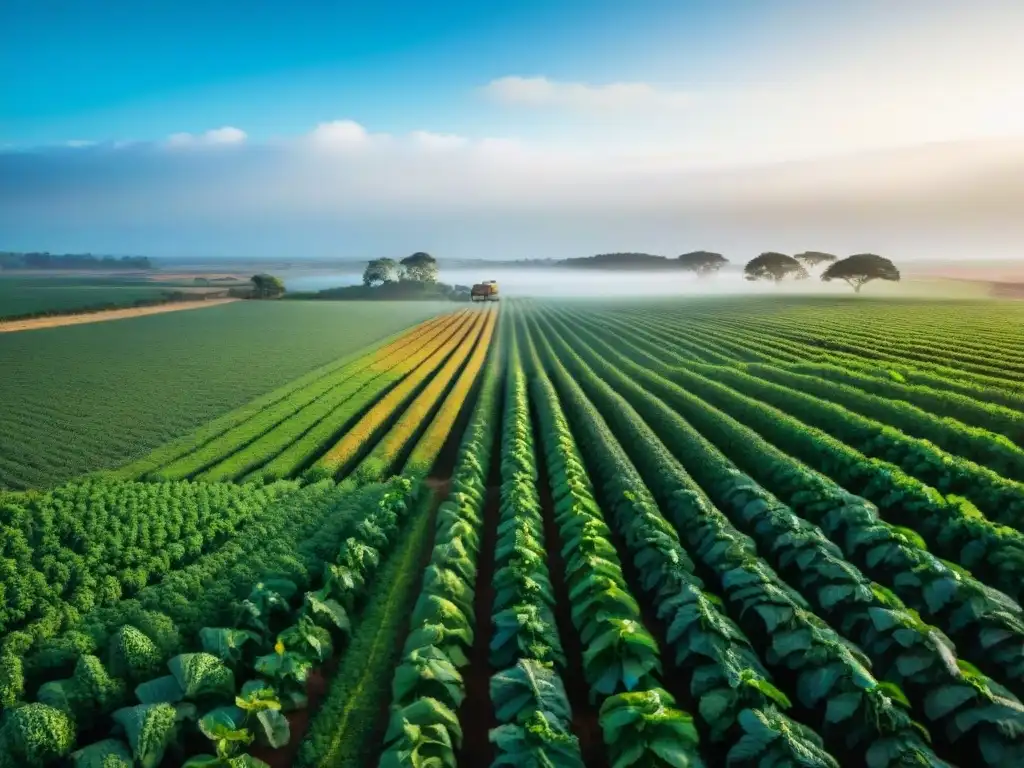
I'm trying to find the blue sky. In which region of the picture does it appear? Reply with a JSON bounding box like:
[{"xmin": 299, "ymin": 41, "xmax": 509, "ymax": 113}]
[
  {"xmin": 4, "ymin": 0, "xmax": 739, "ymax": 144},
  {"xmin": 2, "ymin": 1, "xmax": 1023, "ymax": 259}
]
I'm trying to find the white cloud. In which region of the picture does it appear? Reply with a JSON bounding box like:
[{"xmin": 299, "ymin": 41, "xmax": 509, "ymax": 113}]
[
  {"xmin": 167, "ymin": 126, "xmax": 247, "ymax": 147},
  {"xmin": 307, "ymin": 120, "xmax": 375, "ymax": 150},
  {"xmin": 409, "ymin": 130, "xmax": 468, "ymax": 151},
  {"xmin": 65, "ymin": 140, "xmax": 96, "ymax": 148},
  {"xmin": 482, "ymin": 76, "xmax": 693, "ymax": 111}
]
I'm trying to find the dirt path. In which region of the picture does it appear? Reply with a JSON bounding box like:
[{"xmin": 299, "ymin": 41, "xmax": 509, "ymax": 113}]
[{"xmin": 0, "ymin": 298, "xmax": 239, "ymax": 333}]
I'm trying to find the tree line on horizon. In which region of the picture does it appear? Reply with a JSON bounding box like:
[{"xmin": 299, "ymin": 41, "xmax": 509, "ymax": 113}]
[
  {"xmin": 0, "ymin": 252, "xmax": 154, "ymax": 271},
  {"xmin": 563, "ymin": 250, "xmax": 900, "ymax": 293}
]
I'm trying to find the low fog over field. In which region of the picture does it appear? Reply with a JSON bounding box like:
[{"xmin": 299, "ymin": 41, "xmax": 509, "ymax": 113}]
[{"xmin": 282, "ymin": 265, "xmax": 982, "ymax": 298}]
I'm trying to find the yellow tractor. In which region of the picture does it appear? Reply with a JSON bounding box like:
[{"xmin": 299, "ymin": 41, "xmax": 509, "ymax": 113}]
[{"xmin": 471, "ymin": 280, "xmax": 500, "ymax": 302}]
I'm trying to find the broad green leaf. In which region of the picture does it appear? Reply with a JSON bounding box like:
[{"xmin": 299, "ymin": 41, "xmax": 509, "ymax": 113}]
[
  {"xmin": 70, "ymin": 739, "xmax": 133, "ymax": 768},
  {"xmin": 303, "ymin": 593, "xmax": 351, "ymax": 634},
  {"xmin": 198, "ymin": 706, "xmax": 247, "ymax": 740},
  {"xmin": 169, "ymin": 653, "xmax": 236, "ymax": 700},
  {"xmin": 256, "ymin": 709, "xmax": 290, "ymax": 749},
  {"xmin": 825, "ymin": 692, "xmax": 862, "ymax": 723},
  {"xmin": 135, "ymin": 675, "xmax": 185, "ymax": 705},
  {"xmin": 199, "ymin": 628, "xmax": 260, "ymax": 664},
  {"xmin": 491, "ymin": 659, "xmax": 572, "ymax": 724},
  {"xmin": 112, "ymin": 703, "xmax": 178, "ymax": 768}
]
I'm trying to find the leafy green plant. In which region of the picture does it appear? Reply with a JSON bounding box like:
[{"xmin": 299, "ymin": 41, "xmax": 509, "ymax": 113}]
[
  {"xmin": 236, "ymin": 580, "xmax": 297, "ymax": 640},
  {"xmin": 599, "ymin": 689, "xmax": 703, "ymax": 768},
  {"xmin": 582, "ymin": 618, "xmax": 661, "ymax": 696},
  {"xmin": 727, "ymin": 707, "xmax": 838, "ymax": 767},
  {"xmin": 36, "ymin": 654, "xmax": 126, "ymax": 730},
  {"xmin": 69, "ymin": 738, "xmax": 134, "ymax": 768},
  {"xmin": 276, "ymin": 616, "xmax": 334, "ymax": 664},
  {"xmin": 254, "ymin": 639, "xmax": 312, "ymax": 710},
  {"xmin": 491, "ymin": 659, "xmax": 573, "ymax": 725},
  {"xmin": 108, "ymin": 625, "xmax": 163, "ymax": 684},
  {"xmin": 490, "ymin": 710, "xmax": 585, "ymax": 768},
  {"xmin": 111, "ymin": 702, "xmax": 181, "ymax": 768},
  {"xmin": 135, "ymin": 652, "xmax": 235, "ymax": 705},
  {"xmin": 199, "ymin": 628, "xmax": 261, "ymax": 666},
  {"xmin": 0, "ymin": 703, "xmax": 76, "ymax": 767},
  {"xmin": 194, "ymin": 706, "xmax": 255, "ymax": 759},
  {"xmin": 491, "ymin": 603, "xmax": 566, "ymax": 669},
  {"xmin": 392, "ymin": 645, "xmax": 465, "ymax": 711}
]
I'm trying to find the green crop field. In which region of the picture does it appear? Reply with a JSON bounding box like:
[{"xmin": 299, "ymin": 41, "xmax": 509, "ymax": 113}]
[
  {"xmin": 0, "ymin": 275, "xmax": 199, "ymax": 319},
  {"xmin": 0, "ymin": 300, "xmax": 451, "ymax": 489},
  {"xmin": 4, "ymin": 296, "xmax": 1024, "ymax": 768}
]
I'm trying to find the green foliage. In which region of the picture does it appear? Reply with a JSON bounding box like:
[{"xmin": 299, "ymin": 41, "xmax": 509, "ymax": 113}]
[
  {"xmin": 599, "ymin": 689, "xmax": 703, "ymax": 768},
  {"xmin": 0, "ymin": 300, "xmax": 447, "ymax": 487},
  {"xmin": 821, "ymin": 253, "xmax": 900, "ymax": 292},
  {"xmin": 111, "ymin": 703, "xmax": 180, "ymax": 768},
  {"xmin": 70, "ymin": 738, "xmax": 134, "ymax": 768},
  {"xmin": 490, "ymin": 710, "xmax": 585, "ymax": 768},
  {"xmin": 0, "ymin": 703, "xmax": 76, "ymax": 767},
  {"xmin": 743, "ymin": 252, "xmax": 809, "ymax": 283},
  {"xmin": 297, "ymin": 487, "xmax": 433, "ymax": 768},
  {"xmin": 491, "ymin": 659, "xmax": 573, "ymax": 724},
  {"xmin": 109, "ymin": 626, "xmax": 163, "ymax": 684}
]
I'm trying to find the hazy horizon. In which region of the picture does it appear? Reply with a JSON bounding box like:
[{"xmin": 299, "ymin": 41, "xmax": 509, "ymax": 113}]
[{"xmin": 3, "ymin": 2, "xmax": 1023, "ymax": 260}]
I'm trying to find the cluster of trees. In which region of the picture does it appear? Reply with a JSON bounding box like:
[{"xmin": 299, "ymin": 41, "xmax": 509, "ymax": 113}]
[
  {"xmin": 743, "ymin": 252, "xmax": 900, "ymax": 292},
  {"xmin": 558, "ymin": 249, "xmax": 897, "ymax": 291},
  {"xmin": 561, "ymin": 251, "xmax": 729, "ymax": 274},
  {"xmin": 248, "ymin": 273, "xmax": 285, "ymax": 298},
  {"xmin": 0, "ymin": 253, "xmax": 154, "ymax": 270},
  {"xmin": 287, "ymin": 252, "xmax": 465, "ymax": 302},
  {"xmin": 362, "ymin": 252, "xmax": 439, "ymax": 286}
]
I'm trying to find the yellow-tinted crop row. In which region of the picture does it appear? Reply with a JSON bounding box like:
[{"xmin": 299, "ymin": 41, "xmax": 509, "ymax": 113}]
[
  {"xmin": 148, "ymin": 311, "xmax": 463, "ymax": 480},
  {"xmin": 312, "ymin": 309, "xmax": 486, "ymax": 479},
  {"xmin": 194, "ymin": 310, "xmax": 470, "ymax": 482},
  {"xmin": 353, "ymin": 306, "xmax": 497, "ymax": 483},
  {"xmin": 403, "ymin": 305, "xmax": 499, "ymax": 477},
  {"xmin": 243, "ymin": 310, "xmax": 477, "ymax": 483}
]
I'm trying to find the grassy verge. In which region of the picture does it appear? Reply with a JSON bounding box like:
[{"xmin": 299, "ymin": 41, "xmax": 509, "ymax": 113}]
[{"xmin": 296, "ymin": 492, "xmax": 436, "ymax": 767}]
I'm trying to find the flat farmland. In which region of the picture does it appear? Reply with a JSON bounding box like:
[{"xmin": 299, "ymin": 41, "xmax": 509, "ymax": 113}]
[
  {"xmin": 6, "ymin": 297, "xmax": 1024, "ymax": 768},
  {"xmin": 0, "ymin": 275, "xmax": 204, "ymax": 319},
  {"xmin": 0, "ymin": 300, "xmax": 450, "ymax": 488}
]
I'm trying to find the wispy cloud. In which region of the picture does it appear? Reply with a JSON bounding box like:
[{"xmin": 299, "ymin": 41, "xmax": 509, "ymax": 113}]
[
  {"xmin": 482, "ymin": 76, "xmax": 693, "ymax": 111},
  {"xmin": 2, "ymin": 118, "xmax": 1022, "ymax": 260},
  {"xmin": 409, "ymin": 130, "xmax": 469, "ymax": 151},
  {"xmin": 167, "ymin": 126, "xmax": 247, "ymax": 147}
]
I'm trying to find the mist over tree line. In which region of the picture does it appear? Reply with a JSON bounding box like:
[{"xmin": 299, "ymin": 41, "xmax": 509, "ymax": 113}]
[{"xmin": 1, "ymin": 252, "xmax": 154, "ymax": 270}]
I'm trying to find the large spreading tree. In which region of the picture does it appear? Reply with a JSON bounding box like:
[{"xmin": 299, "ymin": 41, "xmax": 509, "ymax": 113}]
[
  {"xmin": 822, "ymin": 253, "xmax": 901, "ymax": 292},
  {"xmin": 743, "ymin": 252, "xmax": 809, "ymax": 283},
  {"xmin": 677, "ymin": 251, "xmax": 729, "ymax": 276},
  {"xmin": 400, "ymin": 252, "xmax": 439, "ymax": 283},
  {"xmin": 794, "ymin": 251, "xmax": 837, "ymax": 270}
]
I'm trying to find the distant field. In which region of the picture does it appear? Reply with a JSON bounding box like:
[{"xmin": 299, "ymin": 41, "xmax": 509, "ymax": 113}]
[
  {"xmin": 0, "ymin": 274, "xmax": 216, "ymax": 319},
  {"xmin": 0, "ymin": 300, "xmax": 449, "ymax": 488}
]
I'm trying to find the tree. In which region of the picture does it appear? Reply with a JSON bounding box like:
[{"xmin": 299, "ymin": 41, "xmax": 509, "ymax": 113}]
[
  {"xmin": 822, "ymin": 253, "xmax": 900, "ymax": 293},
  {"xmin": 794, "ymin": 251, "xmax": 837, "ymax": 270},
  {"xmin": 362, "ymin": 258, "xmax": 399, "ymax": 287},
  {"xmin": 250, "ymin": 274, "xmax": 285, "ymax": 298},
  {"xmin": 400, "ymin": 252, "xmax": 439, "ymax": 283},
  {"xmin": 677, "ymin": 251, "xmax": 728, "ymax": 276},
  {"xmin": 743, "ymin": 252, "xmax": 808, "ymax": 283}
]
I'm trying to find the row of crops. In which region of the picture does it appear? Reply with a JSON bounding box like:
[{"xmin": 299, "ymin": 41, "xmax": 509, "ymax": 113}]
[
  {"xmin": 0, "ymin": 305, "xmax": 498, "ymax": 766},
  {"xmin": 0, "ymin": 301, "xmax": 456, "ymax": 490},
  {"xmin": 5, "ymin": 295, "xmax": 1024, "ymax": 766}
]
